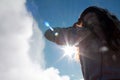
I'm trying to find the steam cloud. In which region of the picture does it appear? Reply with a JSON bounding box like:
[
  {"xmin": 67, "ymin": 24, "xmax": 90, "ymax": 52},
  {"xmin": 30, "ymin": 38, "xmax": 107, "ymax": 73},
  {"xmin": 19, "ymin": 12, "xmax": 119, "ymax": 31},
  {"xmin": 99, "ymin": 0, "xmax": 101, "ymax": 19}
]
[{"xmin": 0, "ymin": 0, "xmax": 70, "ymax": 80}]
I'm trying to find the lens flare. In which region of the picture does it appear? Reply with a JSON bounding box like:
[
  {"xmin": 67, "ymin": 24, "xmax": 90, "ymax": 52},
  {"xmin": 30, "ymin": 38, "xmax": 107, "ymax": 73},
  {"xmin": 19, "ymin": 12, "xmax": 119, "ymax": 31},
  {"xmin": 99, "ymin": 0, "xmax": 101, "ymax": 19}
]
[
  {"xmin": 61, "ymin": 44, "xmax": 79, "ymax": 60},
  {"xmin": 44, "ymin": 21, "xmax": 50, "ymax": 27},
  {"xmin": 54, "ymin": 32, "xmax": 59, "ymax": 36},
  {"xmin": 44, "ymin": 21, "xmax": 54, "ymax": 31}
]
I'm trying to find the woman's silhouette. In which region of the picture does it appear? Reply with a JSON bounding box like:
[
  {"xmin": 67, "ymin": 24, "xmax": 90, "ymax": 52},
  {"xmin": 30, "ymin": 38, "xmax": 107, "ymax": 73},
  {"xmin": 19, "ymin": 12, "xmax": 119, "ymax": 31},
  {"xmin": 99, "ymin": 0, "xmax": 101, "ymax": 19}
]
[{"xmin": 45, "ymin": 6, "xmax": 120, "ymax": 80}]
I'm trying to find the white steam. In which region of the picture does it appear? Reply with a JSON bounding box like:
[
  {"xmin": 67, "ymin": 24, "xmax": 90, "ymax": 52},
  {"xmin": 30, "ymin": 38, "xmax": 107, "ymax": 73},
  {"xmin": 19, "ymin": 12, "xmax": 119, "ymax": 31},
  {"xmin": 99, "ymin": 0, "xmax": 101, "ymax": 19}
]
[{"xmin": 0, "ymin": 0, "xmax": 70, "ymax": 80}]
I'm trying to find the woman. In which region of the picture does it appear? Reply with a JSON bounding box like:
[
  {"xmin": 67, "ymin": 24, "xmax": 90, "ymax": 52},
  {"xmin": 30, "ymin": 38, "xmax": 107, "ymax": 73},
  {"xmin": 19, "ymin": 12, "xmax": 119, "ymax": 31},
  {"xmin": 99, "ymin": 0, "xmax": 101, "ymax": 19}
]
[{"xmin": 45, "ymin": 6, "xmax": 120, "ymax": 80}]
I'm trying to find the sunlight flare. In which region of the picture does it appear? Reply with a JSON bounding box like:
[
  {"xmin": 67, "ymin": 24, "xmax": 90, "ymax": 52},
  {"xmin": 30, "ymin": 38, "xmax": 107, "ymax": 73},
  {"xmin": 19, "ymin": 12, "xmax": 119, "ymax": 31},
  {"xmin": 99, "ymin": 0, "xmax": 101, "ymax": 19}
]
[{"xmin": 61, "ymin": 45, "xmax": 79, "ymax": 61}]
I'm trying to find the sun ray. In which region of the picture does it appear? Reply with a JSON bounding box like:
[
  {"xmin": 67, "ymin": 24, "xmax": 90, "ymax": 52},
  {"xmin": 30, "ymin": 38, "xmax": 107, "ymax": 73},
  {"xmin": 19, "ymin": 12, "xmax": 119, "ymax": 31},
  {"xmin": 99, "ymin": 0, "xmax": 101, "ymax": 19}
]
[{"xmin": 60, "ymin": 44, "xmax": 79, "ymax": 61}]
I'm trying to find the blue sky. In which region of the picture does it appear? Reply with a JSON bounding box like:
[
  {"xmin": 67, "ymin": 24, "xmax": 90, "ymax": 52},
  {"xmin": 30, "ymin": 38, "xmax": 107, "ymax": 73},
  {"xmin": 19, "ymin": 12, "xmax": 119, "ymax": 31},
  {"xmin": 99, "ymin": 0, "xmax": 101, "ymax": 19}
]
[{"xmin": 26, "ymin": 0, "xmax": 120, "ymax": 80}]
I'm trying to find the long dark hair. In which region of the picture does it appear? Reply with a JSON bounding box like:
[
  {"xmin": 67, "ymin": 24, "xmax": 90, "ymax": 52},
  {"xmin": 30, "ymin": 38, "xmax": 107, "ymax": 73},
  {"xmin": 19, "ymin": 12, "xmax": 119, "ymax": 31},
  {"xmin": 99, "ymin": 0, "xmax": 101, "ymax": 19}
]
[{"xmin": 77, "ymin": 6, "xmax": 120, "ymax": 51}]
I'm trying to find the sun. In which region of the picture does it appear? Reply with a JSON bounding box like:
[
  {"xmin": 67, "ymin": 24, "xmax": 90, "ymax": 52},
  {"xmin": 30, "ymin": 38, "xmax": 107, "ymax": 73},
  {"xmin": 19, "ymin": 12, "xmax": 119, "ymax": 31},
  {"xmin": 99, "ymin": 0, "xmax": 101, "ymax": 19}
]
[{"xmin": 61, "ymin": 45, "xmax": 79, "ymax": 60}]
